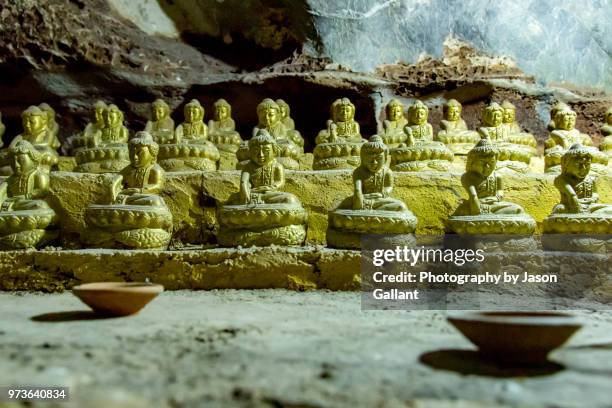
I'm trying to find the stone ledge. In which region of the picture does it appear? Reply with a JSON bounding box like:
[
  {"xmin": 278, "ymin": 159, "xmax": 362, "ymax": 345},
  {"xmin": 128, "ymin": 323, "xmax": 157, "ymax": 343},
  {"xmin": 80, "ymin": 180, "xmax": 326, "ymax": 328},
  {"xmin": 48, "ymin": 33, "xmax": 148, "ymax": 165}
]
[{"xmin": 0, "ymin": 246, "xmax": 360, "ymax": 292}]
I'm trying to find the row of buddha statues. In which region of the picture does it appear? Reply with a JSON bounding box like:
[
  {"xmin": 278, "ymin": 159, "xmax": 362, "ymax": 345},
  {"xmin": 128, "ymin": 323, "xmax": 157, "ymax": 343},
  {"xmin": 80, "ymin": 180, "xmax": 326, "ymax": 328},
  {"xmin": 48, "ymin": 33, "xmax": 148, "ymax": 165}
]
[
  {"xmin": 0, "ymin": 123, "xmax": 608, "ymax": 252},
  {"xmin": 0, "ymin": 98, "xmax": 610, "ymax": 177}
]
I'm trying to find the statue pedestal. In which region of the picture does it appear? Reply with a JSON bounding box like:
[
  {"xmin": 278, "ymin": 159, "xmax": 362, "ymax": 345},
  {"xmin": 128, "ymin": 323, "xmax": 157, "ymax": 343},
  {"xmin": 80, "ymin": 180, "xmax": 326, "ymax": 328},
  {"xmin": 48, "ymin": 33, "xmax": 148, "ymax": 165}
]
[
  {"xmin": 390, "ymin": 143, "xmax": 454, "ymax": 172},
  {"xmin": 0, "ymin": 208, "xmax": 58, "ymax": 249},
  {"xmin": 313, "ymin": 142, "xmax": 362, "ymax": 170},
  {"xmin": 158, "ymin": 143, "xmax": 219, "ymax": 172},
  {"xmin": 447, "ymin": 214, "xmax": 536, "ymax": 251},
  {"xmin": 75, "ymin": 145, "xmax": 130, "ymax": 173},
  {"xmin": 543, "ymin": 213, "xmax": 612, "ymax": 252}
]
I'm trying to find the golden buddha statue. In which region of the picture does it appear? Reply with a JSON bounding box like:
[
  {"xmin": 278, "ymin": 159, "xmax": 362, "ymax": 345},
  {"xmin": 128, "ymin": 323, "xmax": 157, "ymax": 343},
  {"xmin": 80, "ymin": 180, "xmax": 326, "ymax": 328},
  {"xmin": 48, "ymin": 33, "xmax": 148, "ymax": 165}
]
[
  {"xmin": 144, "ymin": 99, "xmax": 174, "ymax": 144},
  {"xmin": 157, "ymin": 99, "xmax": 219, "ymax": 171},
  {"xmin": 543, "ymin": 144, "xmax": 612, "ymax": 251},
  {"xmin": 389, "ymin": 100, "xmax": 453, "ymax": 172},
  {"xmin": 547, "ymin": 101, "xmax": 569, "ymax": 132},
  {"xmin": 437, "ymin": 99, "xmax": 480, "ymax": 155},
  {"xmin": 327, "ymin": 136, "xmax": 417, "ymax": 249},
  {"xmin": 380, "ymin": 99, "xmax": 407, "ymax": 148},
  {"xmin": 0, "ymin": 140, "xmax": 58, "ymax": 249},
  {"xmin": 276, "ymin": 99, "xmax": 295, "ymax": 131},
  {"xmin": 313, "ymin": 98, "xmax": 365, "ymax": 170},
  {"xmin": 448, "ymin": 139, "xmax": 535, "ymax": 235},
  {"xmin": 500, "ymin": 100, "xmax": 537, "ymax": 152},
  {"xmin": 237, "ymin": 98, "xmax": 304, "ymax": 170},
  {"xmin": 218, "ymin": 129, "xmax": 307, "ymax": 246},
  {"xmin": 207, "ymin": 98, "xmax": 242, "ymax": 154},
  {"xmin": 477, "ymin": 102, "xmax": 533, "ymax": 173},
  {"xmin": 600, "ymin": 107, "xmax": 612, "ymax": 158},
  {"xmin": 74, "ymin": 104, "xmax": 130, "ymax": 173},
  {"xmin": 544, "ymin": 105, "xmax": 608, "ymax": 175},
  {"xmin": 39, "ymin": 103, "xmax": 61, "ymax": 150},
  {"xmin": 85, "ymin": 131, "xmax": 173, "ymax": 249}
]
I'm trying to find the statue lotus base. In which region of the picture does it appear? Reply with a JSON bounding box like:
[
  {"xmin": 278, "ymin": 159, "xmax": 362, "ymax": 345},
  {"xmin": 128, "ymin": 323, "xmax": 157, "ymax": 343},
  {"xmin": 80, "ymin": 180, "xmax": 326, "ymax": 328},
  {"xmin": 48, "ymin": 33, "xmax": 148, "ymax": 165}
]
[
  {"xmin": 327, "ymin": 209, "xmax": 417, "ymax": 249},
  {"xmin": 542, "ymin": 211, "xmax": 612, "ymax": 252},
  {"xmin": 447, "ymin": 214, "xmax": 536, "ymax": 235},
  {"xmin": 158, "ymin": 143, "xmax": 219, "ymax": 172},
  {"xmin": 0, "ymin": 209, "xmax": 58, "ymax": 249},
  {"xmin": 438, "ymin": 131, "xmax": 480, "ymax": 155},
  {"xmin": 74, "ymin": 146, "xmax": 130, "ymax": 173},
  {"xmin": 313, "ymin": 142, "xmax": 362, "ymax": 170},
  {"xmin": 390, "ymin": 143, "xmax": 454, "ymax": 172},
  {"xmin": 84, "ymin": 204, "xmax": 173, "ymax": 249},
  {"xmin": 218, "ymin": 224, "xmax": 306, "ymax": 247}
]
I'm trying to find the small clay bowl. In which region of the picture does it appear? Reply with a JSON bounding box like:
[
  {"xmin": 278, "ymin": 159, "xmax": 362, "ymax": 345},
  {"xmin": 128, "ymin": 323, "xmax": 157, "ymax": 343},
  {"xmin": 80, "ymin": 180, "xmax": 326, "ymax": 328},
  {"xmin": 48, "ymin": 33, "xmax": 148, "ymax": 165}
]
[
  {"xmin": 72, "ymin": 282, "xmax": 164, "ymax": 317},
  {"xmin": 448, "ymin": 311, "xmax": 582, "ymax": 365}
]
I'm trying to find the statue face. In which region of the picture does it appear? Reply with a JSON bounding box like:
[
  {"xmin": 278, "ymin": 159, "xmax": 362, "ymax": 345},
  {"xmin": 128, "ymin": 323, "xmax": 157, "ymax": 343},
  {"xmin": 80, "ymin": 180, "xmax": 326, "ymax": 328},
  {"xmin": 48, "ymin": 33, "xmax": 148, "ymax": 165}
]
[
  {"xmin": 336, "ymin": 104, "xmax": 354, "ymax": 122},
  {"xmin": 94, "ymin": 108, "xmax": 105, "ymax": 124},
  {"xmin": 566, "ymin": 155, "xmax": 591, "ymax": 179},
  {"xmin": 250, "ymin": 143, "xmax": 275, "ymax": 166},
  {"xmin": 23, "ymin": 114, "xmax": 46, "ymax": 135},
  {"xmin": 446, "ymin": 106, "xmax": 460, "ymax": 121},
  {"xmin": 215, "ymin": 105, "xmax": 228, "ymax": 120},
  {"xmin": 486, "ymin": 109, "xmax": 503, "ymax": 127},
  {"xmin": 185, "ymin": 106, "xmax": 202, "ymax": 123},
  {"xmin": 363, "ymin": 151, "xmax": 385, "ymax": 173},
  {"xmin": 388, "ymin": 105, "xmax": 403, "ymax": 121},
  {"xmin": 13, "ymin": 153, "xmax": 35, "ymax": 175},
  {"xmin": 503, "ymin": 108, "xmax": 515, "ymax": 124},
  {"xmin": 105, "ymin": 109, "xmax": 122, "ymax": 127},
  {"xmin": 472, "ymin": 155, "xmax": 496, "ymax": 177},
  {"xmin": 278, "ymin": 105, "xmax": 288, "ymax": 118},
  {"xmin": 413, "ymin": 107, "xmax": 427, "ymax": 124},
  {"xmin": 558, "ymin": 112, "xmax": 576, "ymax": 131},
  {"xmin": 260, "ymin": 107, "xmax": 279, "ymax": 127},
  {"xmin": 131, "ymin": 145, "xmax": 153, "ymax": 168},
  {"xmin": 153, "ymin": 106, "xmax": 167, "ymax": 121}
]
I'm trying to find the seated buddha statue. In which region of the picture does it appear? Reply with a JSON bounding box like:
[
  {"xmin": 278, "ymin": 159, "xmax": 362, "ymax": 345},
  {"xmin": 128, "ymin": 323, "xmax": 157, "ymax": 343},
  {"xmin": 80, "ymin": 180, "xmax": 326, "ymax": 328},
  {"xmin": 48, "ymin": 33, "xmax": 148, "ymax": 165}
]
[
  {"xmin": 437, "ymin": 99, "xmax": 480, "ymax": 155},
  {"xmin": 380, "ymin": 99, "xmax": 407, "ymax": 148},
  {"xmin": 276, "ymin": 99, "xmax": 295, "ymax": 131},
  {"xmin": 74, "ymin": 104, "xmax": 130, "ymax": 173},
  {"xmin": 157, "ymin": 99, "xmax": 219, "ymax": 171},
  {"xmin": 599, "ymin": 107, "xmax": 612, "ymax": 158},
  {"xmin": 39, "ymin": 103, "xmax": 61, "ymax": 151},
  {"xmin": 448, "ymin": 139, "xmax": 535, "ymax": 237},
  {"xmin": 313, "ymin": 98, "xmax": 365, "ymax": 170},
  {"xmin": 85, "ymin": 131, "xmax": 173, "ymax": 249},
  {"xmin": 543, "ymin": 144, "xmax": 612, "ymax": 252},
  {"xmin": 144, "ymin": 99, "xmax": 174, "ymax": 144},
  {"xmin": 207, "ymin": 98, "xmax": 242, "ymax": 154},
  {"xmin": 544, "ymin": 105, "xmax": 608, "ymax": 175},
  {"xmin": 327, "ymin": 136, "xmax": 417, "ymax": 249},
  {"xmin": 0, "ymin": 106, "xmax": 60, "ymax": 175},
  {"xmin": 478, "ymin": 102, "xmax": 534, "ymax": 173},
  {"xmin": 389, "ymin": 100, "xmax": 453, "ymax": 172},
  {"xmin": 0, "ymin": 140, "xmax": 58, "ymax": 249},
  {"xmin": 546, "ymin": 102, "xmax": 569, "ymax": 132},
  {"xmin": 218, "ymin": 129, "xmax": 307, "ymax": 246},
  {"xmin": 500, "ymin": 100, "xmax": 537, "ymax": 152},
  {"xmin": 237, "ymin": 99, "xmax": 304, "ymax": 170}
]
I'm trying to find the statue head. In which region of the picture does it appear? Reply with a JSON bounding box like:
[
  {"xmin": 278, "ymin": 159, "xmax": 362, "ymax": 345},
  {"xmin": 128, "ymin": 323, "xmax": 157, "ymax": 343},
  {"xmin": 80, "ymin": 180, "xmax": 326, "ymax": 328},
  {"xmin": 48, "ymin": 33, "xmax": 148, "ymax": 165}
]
[
  {"xmin": 39, "ymin": 103, "xmax": 56, "ymax": 124},
  {"xmin": 561, "ymin": 143, "xmax": 591, "ymax": 179},
  {"xmin": 22, "ymin": 106, "xmax": 48, "ymax": 135},
  {"xmin": 103, "ymin": 104, "xmax": 124, "ymax": 128},
  {"xmin": 257, "ymin": 98, "xmax": 280, "ymax": 128},
  {"xmin": 467, "ymin": 139, "xmax": 499, "ymax": 177},
  {"xmin": 482, "ymin": 102, "xmax": 503, "ymax": 127},
  {"xmin": 501, "ymin": 100, "xmax": 516, "ymax": 124},
  {"xmin": 605, "ymin": 106, "xmax": 612, "ymax": 126},
  {"xmin": 408, "ymin": 100, "xmax": 428, "ymax": 125},
  {"xmin": 333, "ymin": 98, "xmax": 355, "ymax": 123},
  {"xmin": 550, "ymin": 102, "xmax": 569, "ymax": 122},
  {"xmin": 276, "ymin": 99, "xmax": 290, "ymax": 119},
  {"xmin": 444, "ymin": 99, "xmax": 462, "ymax": 121},
  {"xmin": 184, "ymin": 99, "xmax": 204, "ymax": 123},
  {"xmin": 214, "ymin": 99, "xmax": 231, "ymax": 121},
  {"xmin": 93, "ymin": 101, "xmax": 107, "ymax": 124},
  {"xmin": 249, "ymin": 129, "xmax": 278, "ymax": 166},
  {"xmin": 554, "ymin": 106, "xmax": 577, "ymax": 131},
  {"xmin": 129, "ymin": 131, "xmax": 159, "ymax": 168},
  {"xmin": 386, "ymin": 99, "xmax": 404, "ymax": 122},
  {"xmin": 360, "ymin": 135, "xmax": 388, "ymax": 173},
  {"xmin": 9, "ymin": 140, "xmax": 41, "ymax": 175},
  {"xmin": 152, "ymin": 99, "xmax": 170, "ymax": 122}
]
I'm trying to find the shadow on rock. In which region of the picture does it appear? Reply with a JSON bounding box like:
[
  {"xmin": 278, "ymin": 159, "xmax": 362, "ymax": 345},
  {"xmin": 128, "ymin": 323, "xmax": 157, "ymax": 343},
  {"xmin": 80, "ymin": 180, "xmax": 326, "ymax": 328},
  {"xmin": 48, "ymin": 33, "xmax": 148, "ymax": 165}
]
[{"xmin": 31, "ymin": 310, "xmax": 120, "ymax": 322}]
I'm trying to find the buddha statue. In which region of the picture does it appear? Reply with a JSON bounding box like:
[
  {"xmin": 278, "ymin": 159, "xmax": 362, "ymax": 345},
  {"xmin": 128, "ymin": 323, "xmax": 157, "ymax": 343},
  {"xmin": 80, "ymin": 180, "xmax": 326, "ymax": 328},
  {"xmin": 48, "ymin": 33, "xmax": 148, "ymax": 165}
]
[
  {"xmin": 600, "ymin": 107, "xmax": 612, "ymax": 158},
  {"xmin": 0, "ymin": 141, "xmax": 58, "ymax": 249},
  {"xmin": 389, "ymin": 100, "xmax": 454, "ymax": 172},
  {"xmin": 85, "ymin": 131, "xmax": 173, "ymax": 249},
  {"xmin": 437, "ymin": 99, "xmax": 480, "ymax": 155},
  {"xmin": 547, "ymin": 101, "xmax": 569, "ymax": 132},
  {"xmin": 500, "ymin": 100, "xmax": 537, "ymax": 151},
  {"xmin": 327, "ymin": 136, "xmax": 417, "ymax": 249},
  {"xmin": 380, "ymin": 99, "xmax": 407, "ymax": 148},
  {"xmin": 543, "ymin": 144, "xmax": 612, "ymax": 251},
  {"xmin": 477, "ymin": 102, "xmax": 533, "ymax": 173},
  {"xmin": 0, "ymin": 106, "xmax": 60, "ymax": 175},
  {"xmin": 544, "ymin": 105, "xmax": 608, "ymax": 175},
  {"xmin": 39, "ymin": 103, "xmax": 61, "ymax": 150},
  {"xmin": 144, "ymin": 99, "xmax": 174, "ymax": 144},
  {"xmin": 313, "ymin": 98, "xmax": 365, "ymax": 170},
  {"xmin": 448, "ymin": 139, "xmax": 536, "ymax": 237},
  {"xmin": 218, "ymin": 129, "xmax": 307, "ymax": 246},
  {"xmin": 207, "ymin": 98, "xmax": 242, "ymax": 154},
  {"xmin": 157, "ymin": 99, "xmax": 219, "ymax": 171},
  {"xmin": 276, "ymin": 99, "xmax": 295, "ymax": 131},
  {"xmin": 74, "ymin": 104, "xmax": 130, "ymax": 173},
  {"xmin": 70, "ymin": 100, "xmax": 106, "ymax": 155}
]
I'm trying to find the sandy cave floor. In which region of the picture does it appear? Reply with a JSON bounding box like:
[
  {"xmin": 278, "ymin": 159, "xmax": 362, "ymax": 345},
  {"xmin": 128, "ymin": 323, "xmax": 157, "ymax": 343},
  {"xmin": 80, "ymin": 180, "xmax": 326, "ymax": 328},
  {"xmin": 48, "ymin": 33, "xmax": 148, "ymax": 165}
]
[{"xmin": 1, "ymin": 290, "xmax": 612, "ymax": 408}]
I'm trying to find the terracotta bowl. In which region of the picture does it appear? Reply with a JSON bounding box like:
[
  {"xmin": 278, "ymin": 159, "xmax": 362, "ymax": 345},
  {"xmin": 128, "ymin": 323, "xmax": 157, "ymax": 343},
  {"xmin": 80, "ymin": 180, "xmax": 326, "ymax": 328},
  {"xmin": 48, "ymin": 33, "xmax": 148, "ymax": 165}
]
[
  {"xmin": 448, "ymin": 311, "xmax": 582, "ymax": 365},
  {"xmin": 72, "ymin": 282, "xmax": 164, "ymax": 317}
]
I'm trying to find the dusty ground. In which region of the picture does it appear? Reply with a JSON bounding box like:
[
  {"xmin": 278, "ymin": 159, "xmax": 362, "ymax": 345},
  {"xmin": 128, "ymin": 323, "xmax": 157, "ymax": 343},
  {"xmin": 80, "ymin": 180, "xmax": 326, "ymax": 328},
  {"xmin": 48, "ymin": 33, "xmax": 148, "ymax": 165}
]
[{"xmin": 1, "ymin": 291, "xmax": 612, "ymax": 408}]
